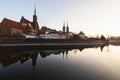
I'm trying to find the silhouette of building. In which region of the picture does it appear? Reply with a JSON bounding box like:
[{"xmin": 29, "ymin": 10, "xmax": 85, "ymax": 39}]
[
  {"xmin": 0, "ymin": 18, "xmax": 23, "ymax": 35},
  {"xmin": 0, "ymin": 7, "xmax": 39, "ymax": 36},
  {"xmin": 63, "ymin": 22, "xmax": 65, "ymax": 32},
  {"xmin": 79, "ymin": 31, "xmax": 86, "ymax": 39},
  {"xmin": 20, "ymin": 16, "xmax": 37, "ymax": 35},
  {"xmin": 39, "ymin": 26, "xmax": 67, "ymax": 39},
  {"xmin": 66, "ymin": 21, "xmax": 69, "ymax": 33},
  {"xmin": 62, "ymin": 21, "xmax": 69, "ymax": 33},
  {"xmin": 32, "ymin": 6, "xmax": 39, "ymax": 35}
]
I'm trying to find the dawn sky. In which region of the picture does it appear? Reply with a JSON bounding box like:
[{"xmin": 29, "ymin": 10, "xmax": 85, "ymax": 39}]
[{"xmin": 0, "ymin": 0, "xmax": 120, "ymax": 36}]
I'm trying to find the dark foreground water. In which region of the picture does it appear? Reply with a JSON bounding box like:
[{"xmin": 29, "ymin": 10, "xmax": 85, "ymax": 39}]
[{"xmin": 0, "ymin": 45, "xmax": 120, "ymax": 80}]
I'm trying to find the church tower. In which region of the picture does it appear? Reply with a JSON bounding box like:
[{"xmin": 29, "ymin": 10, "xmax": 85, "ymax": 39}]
[
  {"xmin": 63, "ymin": 21, "xmax": 65, "ymax": 32},
  {"xmin": 33, "ymin": 5, "xmax": 39, "ymax": 35},
  {"xmin": 66, "ymin": 21, "xmax": 69, "ymax": 33}
]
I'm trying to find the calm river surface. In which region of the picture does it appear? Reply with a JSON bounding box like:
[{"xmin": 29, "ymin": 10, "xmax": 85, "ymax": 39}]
[{"xmin": 0, "ymin": 45, "xmax": 120, "ymax": 80}]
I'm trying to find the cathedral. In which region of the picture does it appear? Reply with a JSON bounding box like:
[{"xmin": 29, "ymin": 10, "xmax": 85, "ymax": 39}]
[
  {"xmin": 0, "ymin": 7, "xmax": 39, "ymax": 36},
  {"xmin": 62, "ymin": 21, "xmax": 69, "ymax": 33}
]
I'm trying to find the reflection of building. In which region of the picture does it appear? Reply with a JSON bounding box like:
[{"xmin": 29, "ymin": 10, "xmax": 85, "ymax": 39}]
[
  {"xmin": 0, "ymin": 7, "xmax": 39, "ymax": 36},
  {"xmin": 0, "ymin": 50, "xmax": 38, "ymax": 67},
  {"xmin": 0, "ymin": 44, "xmax": 106, "ymax": 67},
  {"xmin": 39, "ymin": 49, "xmax": 69, "ymax": 58}
]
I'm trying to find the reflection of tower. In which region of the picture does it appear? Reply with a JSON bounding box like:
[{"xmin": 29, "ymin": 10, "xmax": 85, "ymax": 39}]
[
  {"xmin": 107, "ymin": 46, "xmax": 110, "ymax": 52},
  {"xmin": 62, "ymin": 51, "xmax": 65, "ymax": 60},
  {"xmin": 63, "ymin": 22, "xmax": 65, "ymax": 32},
  {"xmin": 79, "ymin": 48, "xmax": 84, "ymax": 52},
  {"xmin": 31, "ymin": 53, "xmax": 38, "ymax": 72},
  {"xmin": 62, "ymin": 50, "xmax": 69, "ymax": 60},
  {"xmin": 66, "ymin": 51, "xmax": 68, "ymax": 59},
  {"xmin": 100, "ymin": 46, "xmax": 104, "ymax": 52}
]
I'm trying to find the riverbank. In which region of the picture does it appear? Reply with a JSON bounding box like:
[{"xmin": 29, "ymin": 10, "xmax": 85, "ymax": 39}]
[{"xmin": 0, "ymin": 35, "xmax": 109, "ymax": 47}]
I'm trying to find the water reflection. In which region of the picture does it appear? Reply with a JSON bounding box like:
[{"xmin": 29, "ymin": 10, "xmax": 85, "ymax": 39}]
[
  {"xmin": 1, "ymin": 44, "xmax": 120, "ymax": 80},
  {"xmin": 0, "ymin": 45, "xmax": 107, "ymax": 68}
]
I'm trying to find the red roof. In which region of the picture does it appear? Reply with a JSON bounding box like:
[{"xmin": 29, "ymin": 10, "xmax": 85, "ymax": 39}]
[
  {"xmin": 20, "ymin": 16, "xmax": 35, "ymax": 30},
  {"xmin": 2, "ymin": 18, "xmax": 22, "ymax": 30},
  {"xmin": 39, "ymin": 26, "xmax": 67, "ymax": 35},
  {"xmin": 40, "ymin": 26, "xmax": 57, "ymax": 32},
  {"xmin": 20, "ymin": 16, "xmax": 31, "ymax": 23}
]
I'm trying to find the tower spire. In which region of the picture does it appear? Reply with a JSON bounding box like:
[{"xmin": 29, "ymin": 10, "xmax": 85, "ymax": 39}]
[
  {"xmin": 67, "ymin": 21, "xmax": 68, "ymax": 27},
  {"xmin": 33, "ymin": 5, "xmax": 39, "ymax": 35},
  {"xmin": 66, "ymin": 21, "xmax": 69, "ymax": 33},
  {"xmin": 63, "ymin": 21, "xmax": 65, "ymax": 27},
  {"xmin": 63, "ymin": 21, "xmax": 65, "ymax": 32},
  {"xmin": 34, "ymin": 5, "xmax": 36, "ymax": 16}
]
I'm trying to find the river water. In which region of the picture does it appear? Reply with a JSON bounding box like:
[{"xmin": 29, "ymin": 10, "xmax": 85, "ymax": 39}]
[{"xmin": 0, "ymin": 45, "xmax": 120, "ymax": 80}]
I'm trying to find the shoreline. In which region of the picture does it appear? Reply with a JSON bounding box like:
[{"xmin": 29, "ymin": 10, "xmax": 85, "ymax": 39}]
[
  {"xmin": 0, "ymin": 42, "xmax": 108, "ymax": 52},
  {"xmin": 0, "ymin": 42, "xmax": 106, "ymax": 47},
  {"xmin": 0, "ymin": 35, "xmax": 109, "ymax": 47}
]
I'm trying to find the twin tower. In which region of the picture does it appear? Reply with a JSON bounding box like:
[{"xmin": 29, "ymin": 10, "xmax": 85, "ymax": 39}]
[{"xmin": 63, "ymin": 22, "xmax": 69, "ymax": 33}]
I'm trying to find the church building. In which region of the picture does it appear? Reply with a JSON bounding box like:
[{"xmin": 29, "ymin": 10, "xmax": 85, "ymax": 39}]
[{"xmin": 0, "ymin": 7, "xmax": 39, "ymax": 36}]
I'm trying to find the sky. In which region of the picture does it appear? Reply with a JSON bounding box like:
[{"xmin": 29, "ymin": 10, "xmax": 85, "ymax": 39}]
[{"xmin": 0, "ymin": 0, "xmax": 120, "ymax": 37}]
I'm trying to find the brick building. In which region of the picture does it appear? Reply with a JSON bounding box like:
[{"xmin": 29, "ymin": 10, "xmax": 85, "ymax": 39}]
[
  {"xmin": 0, "ymin": 18, "xmax": 23, "ymax": 36},
  {"xmin": 0, "ymin": 7, "xmax": 39, "ymax": 36}
]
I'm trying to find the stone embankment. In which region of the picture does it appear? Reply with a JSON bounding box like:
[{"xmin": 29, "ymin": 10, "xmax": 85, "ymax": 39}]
[{"xmin": 0, "ymin": 36, "xmax": 109, "ymax": 46}]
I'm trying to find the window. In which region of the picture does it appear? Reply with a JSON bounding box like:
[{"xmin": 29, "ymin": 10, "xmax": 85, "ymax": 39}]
[
  {"xmin": 29, "ymin": 23, "xmax": 31, "ymax": 26},
  {"xmin": 22, "ymin": 23, "xmax": 27, "ymax": 26}
]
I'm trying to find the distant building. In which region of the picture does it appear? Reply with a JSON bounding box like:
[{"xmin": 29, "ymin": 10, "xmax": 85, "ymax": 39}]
[
  {"xmin": 62, "ymin": 22, "xmax": 65, "ymax": 32},
  {"xmin": 40, "ymin": 34, "xmax": 60, "ymax": 39},
  {"xmin": 61, "ymin": 21, "xmax": 71, "ymax": 39},
  {"xmin": 0, "ymin": 18, "xmax": 23, "ymax": 36},
  {"xmin": 62, "ymin": 21, "xmax": 69, "ymax": 33},
  {"xmin": 66, "ymin": 21, "xmax": 69, "ymax": 33},
  {"xmin": 68, "ymin": 32, "xmax": 74, "ymax": 39},
  {"xmin": 0, "ymin": 7, "xmax": 39, "ymax": 36},
  {"xmin": 20, "ymin": 16, "xmax": 38, "ymax": 35},
  {"xmin": 39, "ymin": 26, "xmax": 68, "ymax": 39},
  {"xmin": 39, "ymin": 26, "xmax": 57, "ymax": 34},
  {"xmin": 79, "ymin": 31, "xmax": 86, "ymax": 39}
]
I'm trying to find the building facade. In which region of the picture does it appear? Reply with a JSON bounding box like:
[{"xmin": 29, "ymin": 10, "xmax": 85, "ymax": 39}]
[
  {"xmin": 0, "ymin": 18, "xmax": 23, "ymax": 36},
  {"xmin": 79, "ymin": 31, "xmax": 86, "ymax": 39},
  {"xmin": 0, "ymin": 7, "xmax": 39, "ymax": 36}
]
